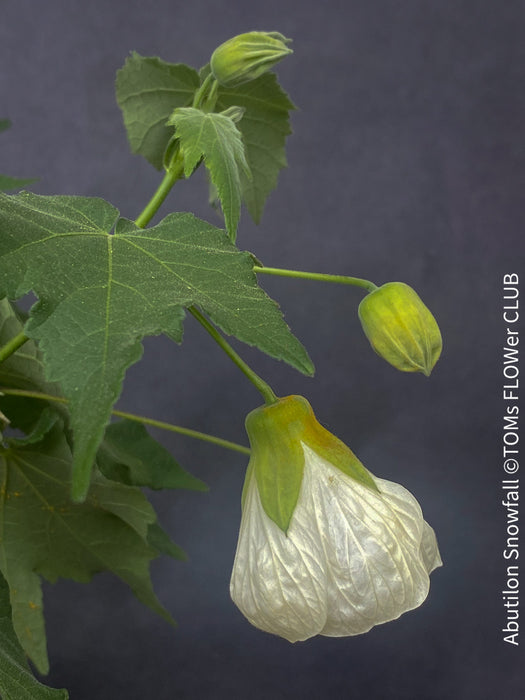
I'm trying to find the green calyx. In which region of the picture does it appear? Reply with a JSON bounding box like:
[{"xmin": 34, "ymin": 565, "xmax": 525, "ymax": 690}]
[
  {"xmin": 244, "ymin": 395, "xmax": 378, "ymax": 533},
  {"xmin": 358, "ymin": 282, "xmax": 443, "ymax": 376},
  {"xmin": 210, "ymin": 31, "xmax": 293, "ymax": 88}
]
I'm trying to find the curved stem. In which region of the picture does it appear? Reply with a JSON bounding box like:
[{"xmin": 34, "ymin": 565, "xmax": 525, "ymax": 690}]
[
  {"xmin": 0, "ymin": 387, "xmax": 250, "ymax": 456},
  {"xmin": 192, "ymin": 73, "xmax": 215, "ymax": 109},
  {"xmin": 188, "ymin": 307, "xmax": 278, "ymax": 405},
  {"xmin": 0, "ymin": 332, "xmax": 30, "ymax": 363},
  {"xmin": 254, "ymin": 266, "xmax": 378, "ymax": 293},
  {"xmin": 134, "ymin": 164, "xmax": 184, "ymax": 229}
]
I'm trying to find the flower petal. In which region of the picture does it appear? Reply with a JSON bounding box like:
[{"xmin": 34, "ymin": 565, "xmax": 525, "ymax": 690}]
[
  {"xmin": 419, "ymin": 520, "xmax": 443, "ymax": 573},
  {"xmin": 230, "ymin": 470, "xmax": 327, "ymax": 642},
  {"xmin": 231, "ymin": 450, "xmax": 442, "ymax": 641},
  {"xmin": 299, "ymin": 445, "xmax": 441, "ymax": 637}
]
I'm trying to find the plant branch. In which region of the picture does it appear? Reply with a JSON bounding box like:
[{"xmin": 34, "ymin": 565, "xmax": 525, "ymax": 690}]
[{"xmin": 0, "ymin": 387, "xmax": 250, "ymax": 455}]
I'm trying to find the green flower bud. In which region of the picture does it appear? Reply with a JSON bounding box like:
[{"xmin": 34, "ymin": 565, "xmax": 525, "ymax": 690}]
[
  {"xmin": 220, "ymin": 105, "xmax": 246, "ymax": 123},
  {"xmin": 358, "ymin": 282, "xmax": 442, "ymax": 376},
  {"xmin": 210, "ymin": 31, "xmax": 293, "ymax": 87}
]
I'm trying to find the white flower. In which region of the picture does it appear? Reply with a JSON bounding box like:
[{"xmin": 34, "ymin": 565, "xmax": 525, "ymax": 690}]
[{"xmin": 230, "ymin": 396, "xmax": 442, "ymax": 642}]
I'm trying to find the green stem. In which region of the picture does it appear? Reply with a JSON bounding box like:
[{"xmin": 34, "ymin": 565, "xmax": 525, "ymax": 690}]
[
  {"xmin": 254, "ymin": 266, "xmax": 378, "ymax": 293},
  {"xmin": 113, "ymin": 408, "xmax": 250, "ymax": 455},
  {"xmin": 192, "ymin": 73, "xmax": 215, "ymax": 109},
  {"xmin": 0, "ymin": 332, "xmax": 30, "ymax": 363},
  {"xmin": 188, "ymin": 307, "xmax": 278, "ymax": 405},
  {"xmin": 0, "ymin": 387, "xmax": 250, "ymax": 456},
  {"xmin": 134, "ymin": 165, "xmax": 184, "ymax": 229}
]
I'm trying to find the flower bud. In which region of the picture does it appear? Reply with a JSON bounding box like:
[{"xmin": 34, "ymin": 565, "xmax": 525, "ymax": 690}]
[
  {"xmin": 210, "ymin": 31, "xmax": 293, "ymax": 87},
  {"xmin": 358, "ymin": 282, "xmax": 442, "ymax": 376},
  {"xmin": 220, "ymin": 105, "xmax": 246, "ymax": 123}
]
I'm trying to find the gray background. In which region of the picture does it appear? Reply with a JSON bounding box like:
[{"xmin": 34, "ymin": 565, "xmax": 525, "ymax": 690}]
[{"xmin": 1, "ymin": 0, "xmax": 524, "ymax": 698}]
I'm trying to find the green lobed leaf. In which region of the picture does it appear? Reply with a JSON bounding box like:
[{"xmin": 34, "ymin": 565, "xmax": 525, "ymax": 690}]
[
  {"xmin": 147, "ymin": 521, "xmax": 187, "ymax": 561},
  {"xmin": 98, "ymin": 419, "xmax": 207, "ymax": 491},
  {"xmin": 0, "ymin": 192, "xmax": 313, "ymax": 500},
  {"xmin": 167, "ymin": 107, "xmax": 250, "ymax": 241},
  {"xmin": 0, "ymin": 573, "xmax": 68, "ymax": 700},
  {"xmin": 0, "ymin": 423, "xmax": 173, "ymax": 674},
  {"xmin": 215, "ymin": 72, "xmax": 295, "ymax": 224},
  {"xmin": 115, "ymin": 54, "xmax": 200, "ymax": 169}
]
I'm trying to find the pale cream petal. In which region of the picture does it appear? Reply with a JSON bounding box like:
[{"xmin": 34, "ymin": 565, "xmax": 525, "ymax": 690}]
[
  {"xmin": 230, "ymin": 470, "xmax": 327, "ymax": 642},
  {"xmin": 299, "ymin": 446, "xmax": 441, "ymax": 637},
  {"xmin": 419, "ymin": 520, "xmax": 443, "ymax": 573},
  {"xmin": 230, "ymin": 444, "xmax": 442, "ymax": 643}
]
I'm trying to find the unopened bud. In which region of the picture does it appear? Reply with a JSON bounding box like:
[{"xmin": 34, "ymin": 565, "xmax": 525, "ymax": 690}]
[
  {"xmin": 358, "ymin": 282, "xmax": 442, "ymax": 376},
  {"xmin": 220, "ymin": 106, "xmax": 246, "ymax": 123},
  {"xmin": 210, "ymin": 31, "xmax": 292, "ymax": 88}
]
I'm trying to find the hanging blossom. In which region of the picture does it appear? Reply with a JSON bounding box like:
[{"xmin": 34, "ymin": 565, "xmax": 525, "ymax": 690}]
[{"xmin": 230, "ymin": 395, "xmax": 442, "ymax": 642}]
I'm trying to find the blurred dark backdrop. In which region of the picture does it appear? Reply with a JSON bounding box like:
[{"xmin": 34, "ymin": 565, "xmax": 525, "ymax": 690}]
[{"xmin": 1, "ymin": 1, "xmax": 524, "ymax": 698}]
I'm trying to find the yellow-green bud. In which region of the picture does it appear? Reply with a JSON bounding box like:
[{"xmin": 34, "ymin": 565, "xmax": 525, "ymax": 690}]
[
  {"xmin": 210, "ymin": 31, "xmax": 293, "ymax": 88},
  {"xmin": 358, "ymin": 282, "xmax": 442, "ymax": 376}
]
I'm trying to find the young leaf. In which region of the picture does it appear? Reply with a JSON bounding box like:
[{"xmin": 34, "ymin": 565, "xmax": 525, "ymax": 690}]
[
  {"xmin": 115, "ymin": 54, "xmax": 200, "ymax": 169},
  {"xmin": 0, "ymin": 192, "xmax": 313, "ymax": 500},
  {"xmin": 0, "ymin": 573, "xmax": 68, "ymax": 700},
  {"xmin": 0, "ymin": 424, "xmax": 173, "ymax": 674},
  {"xmin": 98, "ymin": 419, "xmax": 207, "ymax": 491},
  {"xmin": 167, "ymin": 107, "xmax": 250, "ymax": 241},
  {"xmin": 215, "ymin": 73, "xmax": 295, "ymax": 224}
]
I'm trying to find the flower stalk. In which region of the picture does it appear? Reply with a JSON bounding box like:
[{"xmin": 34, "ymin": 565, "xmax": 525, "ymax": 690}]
[
  {"xmin": 254, "ymin": 265, "xmax": 378, "ymax": 292},
  {"xmin": 0, "ymin": 331, "xmax": 29, "ymax": 363},
  {"xmin": 189, "ymin": 307, "xmax": 278, "ymax": 405},
  {"xmin": 0, "ymin": 387, "xmax": 250, "ymax": 455}
]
